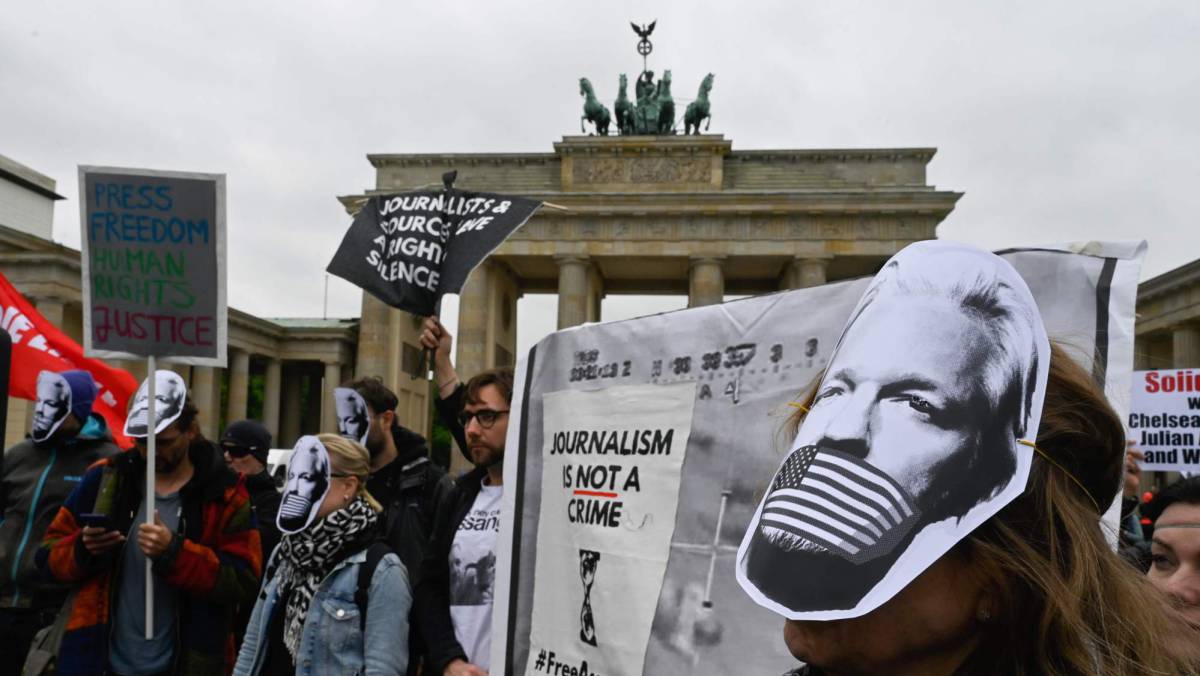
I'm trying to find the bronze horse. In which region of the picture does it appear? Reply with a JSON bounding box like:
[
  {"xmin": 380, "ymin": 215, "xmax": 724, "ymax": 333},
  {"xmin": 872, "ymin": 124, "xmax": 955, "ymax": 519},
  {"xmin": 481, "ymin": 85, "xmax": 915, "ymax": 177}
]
[
  {"xmin": 580, "ymin": 77, "xmax": 611, "ymax": 136},
  {"xmin": 656, "ymin": 70, "xmax": 674, "ymax": 135},
  {"xmin": 685, "ymin": 73, "xmax": 714, "ymax": 135},
  {"xmin": 614, "ymin": 74, "xmax": 634, "ymax": 135}
]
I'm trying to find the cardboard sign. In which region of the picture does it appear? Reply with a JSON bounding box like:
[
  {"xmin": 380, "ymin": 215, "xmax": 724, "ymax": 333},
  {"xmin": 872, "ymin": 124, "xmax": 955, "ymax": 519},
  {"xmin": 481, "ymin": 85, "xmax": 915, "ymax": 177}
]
[
  {"xmin": 326, "ymin": 189, "xmax": 540, "ymax": 316},
  {"xmin": 79, "ymin": 166, "xmax": 227, "ymax": 365},
  {"xmin": 526, "ymin": 383, "xmax": 696, "ymax": 676},
  {"xmin": 493, "ymin": 242, "xmax": 1144, "ymax": 676},
  {"xmin": 1131, "ymin": 369, "xmax": 1200, "ymax": 472}
]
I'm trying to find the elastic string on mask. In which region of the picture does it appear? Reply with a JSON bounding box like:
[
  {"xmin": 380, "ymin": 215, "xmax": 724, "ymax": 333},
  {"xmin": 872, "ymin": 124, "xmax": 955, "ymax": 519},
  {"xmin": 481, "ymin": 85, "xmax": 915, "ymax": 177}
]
[
  {"xmin": 1018, "ymin": 439, "xmax": 1102, "ymax": 514},
  {"xmin": 787, "ymin": 402, "xmax": 810, "ymax": 413}
]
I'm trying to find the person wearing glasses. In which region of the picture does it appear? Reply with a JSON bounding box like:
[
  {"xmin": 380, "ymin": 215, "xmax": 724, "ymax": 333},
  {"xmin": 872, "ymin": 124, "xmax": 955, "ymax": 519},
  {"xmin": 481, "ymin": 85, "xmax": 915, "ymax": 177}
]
[
  {"xmin": 36, "ymin": 370, "xmax": 261, "ymax": 676},
  {"xmin": 221, "ymin": 420, "xmax": 282, "ymax": 563},
  {"xmin": 418, "ymin": 317, "xmax": 513, "ymax": 676}
]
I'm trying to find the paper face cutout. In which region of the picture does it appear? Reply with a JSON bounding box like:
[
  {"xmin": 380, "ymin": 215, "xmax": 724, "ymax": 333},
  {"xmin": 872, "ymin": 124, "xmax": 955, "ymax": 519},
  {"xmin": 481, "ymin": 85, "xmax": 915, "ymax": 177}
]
[
  {"xmin": 737, "ymin": 240, "xmax": 1051, "ymax": 620},
  {"xmin": 124, "ymin": 370, "xmax": 187, "ymax": 439},
  {"xmin": 31, "ymin": 371, "xmax": 71, "ymax": 443},
  {"xmin": 277, "ymin": 435, "xmax": 332, "ymax": 534},
  {"xmin": 334, "ymin": 387, "xmax": 370, "ymax": 445}
]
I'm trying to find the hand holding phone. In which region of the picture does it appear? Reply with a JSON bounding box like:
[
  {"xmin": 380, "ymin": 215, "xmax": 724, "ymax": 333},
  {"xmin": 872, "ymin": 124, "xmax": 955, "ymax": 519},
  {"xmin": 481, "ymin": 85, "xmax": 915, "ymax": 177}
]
[{"xmin": 79, "ymin": 513, "xmax": 124, "ymax": 555}]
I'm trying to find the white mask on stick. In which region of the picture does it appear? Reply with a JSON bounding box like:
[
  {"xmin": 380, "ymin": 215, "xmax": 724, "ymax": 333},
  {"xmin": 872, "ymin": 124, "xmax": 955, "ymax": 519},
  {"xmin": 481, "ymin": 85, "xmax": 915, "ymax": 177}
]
[
  {"xmin": 334, "ymin": 387, "xmax": 371, "ymax": 445},
  {"xmin": 31, "ymin": 371, "xmax": 71, "ymax": 443},
  {"xmin": 277, "ymin": 435, "xmax": 332, "ymax": 534},
  {"xmin": 737, "ymin": 240, "xmax": 1051, "ymax": 621},
  {"xmin": 124, "ymin": 370, "xmax": 187, "ymax": 439}
]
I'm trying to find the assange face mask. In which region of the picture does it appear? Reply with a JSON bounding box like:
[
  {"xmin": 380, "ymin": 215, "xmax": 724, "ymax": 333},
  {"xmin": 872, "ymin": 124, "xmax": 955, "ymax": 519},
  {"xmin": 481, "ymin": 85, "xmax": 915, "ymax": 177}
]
[
  {"xmin": 125, "ymin": 370, "xmax": 187, "ymax": 439},
  {"xmin": 334, "ymin": 387, "xmax": 370, "ymax": 445},
  {"xmin": 277, "ymin": 435, "xmax": 332, "ymax": 534},
  {"xmin": 737, "ymin": 240, "xmax": 1051, "ymax": 620},
  {"xmin": 31, "ymin": 371, "xmax": 71, "ymax": 443}
]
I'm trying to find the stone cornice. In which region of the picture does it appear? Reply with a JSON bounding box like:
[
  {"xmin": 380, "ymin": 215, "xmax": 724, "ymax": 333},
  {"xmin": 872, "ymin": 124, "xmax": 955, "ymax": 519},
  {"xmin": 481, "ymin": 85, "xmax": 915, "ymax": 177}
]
[
  {"xmin": 368, "ymin": 153, "xmax": 558, "ymax": 169},
  {"xmin": 341, "ymin": 189, "xmax": 961, "ymax": 216},
  {"xmin": 728, "ymin": 148, "xmax": 937, "ymax": 164},
  {"xmin": 1138, "ymin": 259, "xmax": 1200, "ymax": 303},
  {"xmin": 365, "ymin": 143, "xmax": 938, "ymax": 166},
  {"xmin": 0, "ymin": 250, "xmax": 82, "ymax": 271}
]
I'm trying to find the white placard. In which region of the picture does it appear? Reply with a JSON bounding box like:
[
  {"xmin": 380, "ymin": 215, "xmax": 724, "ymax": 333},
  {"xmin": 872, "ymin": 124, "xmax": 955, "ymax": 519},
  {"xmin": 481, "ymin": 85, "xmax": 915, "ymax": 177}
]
[
  {"xmin": 1131, "ymin": 369, "xmax": 1200, "ymax": 472},
  {"xmin": 525, "ymin": 383, "xmax": 695, "ymax": 676}
]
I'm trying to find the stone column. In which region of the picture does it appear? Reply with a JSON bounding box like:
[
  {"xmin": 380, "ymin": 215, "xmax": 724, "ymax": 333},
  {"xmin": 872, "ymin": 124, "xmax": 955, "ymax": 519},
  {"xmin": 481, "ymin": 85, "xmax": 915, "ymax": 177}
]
[
  {"xmin": 190, "ymin": 366, "xmax": 219, "ymax": 439},
  {"xmin": 782, "ymin": 257, "xmax": 831, "ymax": 289},
  {"xmin": 688, "ymin": 257, "xmax": 725, "ymax": 308},
  {"xmin": 355, "ymin": 293, "xmax": 392, "ymax": 379},
  {"xmin": 226, "ymin": 349, "xmax": 250, "ymax": 425},
  {"xmin": 1174, "ymin": 324, "xmax": 1200, "ymax": 368},
  {"xmin": 279, "ymin": 364, "xmax": 302, "ymax": 448},
  {"xmin": 586, "ymin": 265, "xmax": 605, "ymax": 323},
  {"xmin": 33, "ymin": 297, "xmax": 66, "ymax": 331},
  {"xmin": 556, "ymin": 255, "xmax": 589, "ymax": 329},
  {"xmin": 321, "ymin": 361, "xmax": 341, "ymax": 434},
  {"xmin": 262, "ymin": 358, "xmax": 282, "ymax": 439},
  {"xmin": 457, "ymin": 262, "xmax": 492, "ymax": 380}
]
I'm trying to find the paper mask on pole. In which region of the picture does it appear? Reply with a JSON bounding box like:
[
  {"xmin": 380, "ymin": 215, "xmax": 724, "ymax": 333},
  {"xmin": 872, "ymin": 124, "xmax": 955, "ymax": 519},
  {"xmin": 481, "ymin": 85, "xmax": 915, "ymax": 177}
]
[
  {"xmin": 277, "ymin": 435, "xmax": 332, "ymax": 534},
  {"xmin": 124, "ymin": 370, "xmax": 187, "ymax": 439},
  {"xmin": 334, "ymin": 387, "xmax": 370, "ymax": 445},
  {"xmin": 736, "ymin": 240, "xmax": 1051, "ymax": 620},
  {"xmin": 31, "ymin": 371, "xmax": 71, "ymax": 443}
]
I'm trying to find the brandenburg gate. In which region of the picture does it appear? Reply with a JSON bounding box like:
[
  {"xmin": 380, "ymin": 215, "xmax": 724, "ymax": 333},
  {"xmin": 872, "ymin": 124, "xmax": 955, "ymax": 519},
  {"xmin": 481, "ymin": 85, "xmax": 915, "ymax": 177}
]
[{"xmin": 344, "ymin": 134, "xmax": 962, "ymax": 450}]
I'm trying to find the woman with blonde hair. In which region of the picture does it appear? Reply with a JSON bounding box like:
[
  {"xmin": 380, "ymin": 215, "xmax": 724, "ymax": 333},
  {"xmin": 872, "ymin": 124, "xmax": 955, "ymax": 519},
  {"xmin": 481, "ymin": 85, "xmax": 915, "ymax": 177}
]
[{"xmin": 235, "ymin": 434, "xmax": 410, "ymax": 676}]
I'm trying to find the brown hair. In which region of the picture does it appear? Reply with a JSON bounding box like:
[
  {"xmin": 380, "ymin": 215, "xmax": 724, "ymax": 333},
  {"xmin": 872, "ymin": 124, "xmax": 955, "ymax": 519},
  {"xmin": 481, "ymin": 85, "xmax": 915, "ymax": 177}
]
[
  {"xmin": 465, "ymin": 367, "xmax": 515, "ymax": 408},
  {"xmin": 787, "ymin": 343, "xmax": 1200, "ymax": 674}
]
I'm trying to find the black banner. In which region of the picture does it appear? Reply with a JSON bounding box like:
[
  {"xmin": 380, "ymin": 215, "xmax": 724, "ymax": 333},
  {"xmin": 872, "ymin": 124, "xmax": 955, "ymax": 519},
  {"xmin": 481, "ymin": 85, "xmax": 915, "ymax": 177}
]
[{"xmin": 326, "ymin": 189, "xmax": 541, "ymax": 316}]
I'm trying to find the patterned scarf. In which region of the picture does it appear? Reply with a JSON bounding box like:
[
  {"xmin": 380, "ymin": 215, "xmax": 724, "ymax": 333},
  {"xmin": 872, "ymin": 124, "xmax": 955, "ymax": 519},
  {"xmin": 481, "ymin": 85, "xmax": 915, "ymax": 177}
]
[{"xmin": 271, "ymin": 496, "xmax": 379, "ymax": 659}]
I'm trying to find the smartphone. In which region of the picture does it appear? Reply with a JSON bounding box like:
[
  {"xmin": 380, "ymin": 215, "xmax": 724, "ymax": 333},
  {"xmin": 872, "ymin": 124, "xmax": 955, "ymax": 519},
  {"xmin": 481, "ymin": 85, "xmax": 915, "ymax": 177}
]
[{"xmin": 78, "ymin": 513, "xmax": 112, "ymax": 531}]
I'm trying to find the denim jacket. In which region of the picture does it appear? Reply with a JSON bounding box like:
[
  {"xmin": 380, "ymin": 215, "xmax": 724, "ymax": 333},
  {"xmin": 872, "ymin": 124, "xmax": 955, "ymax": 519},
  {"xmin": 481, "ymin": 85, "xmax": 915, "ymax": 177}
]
[{"xmin": 234, "ymin": 546, "xmax": 411, "ymax": 676}]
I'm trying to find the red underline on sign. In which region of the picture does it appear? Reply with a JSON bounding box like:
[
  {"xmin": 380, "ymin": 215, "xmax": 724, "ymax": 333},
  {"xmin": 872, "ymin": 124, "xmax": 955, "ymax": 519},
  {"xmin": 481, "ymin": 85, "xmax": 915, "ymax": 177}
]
[{"xmin": 573, "ymin": 490, "xmax": 619, "ymax": 499}]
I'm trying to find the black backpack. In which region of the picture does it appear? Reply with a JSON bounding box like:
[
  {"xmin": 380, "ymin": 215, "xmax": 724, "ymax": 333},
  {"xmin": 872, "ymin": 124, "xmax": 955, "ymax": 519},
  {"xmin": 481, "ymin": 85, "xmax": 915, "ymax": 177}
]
[{"xmin": 353, "ymin": 541, "xmax": 393, "ymax": 631}]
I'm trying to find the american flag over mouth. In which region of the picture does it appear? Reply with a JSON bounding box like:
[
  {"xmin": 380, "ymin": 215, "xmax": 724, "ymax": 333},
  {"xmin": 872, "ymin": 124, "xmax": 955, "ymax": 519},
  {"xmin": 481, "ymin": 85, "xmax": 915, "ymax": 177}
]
[{"xmin": 760, "ymin": 445, "xmax": 921, "ymax": 564}]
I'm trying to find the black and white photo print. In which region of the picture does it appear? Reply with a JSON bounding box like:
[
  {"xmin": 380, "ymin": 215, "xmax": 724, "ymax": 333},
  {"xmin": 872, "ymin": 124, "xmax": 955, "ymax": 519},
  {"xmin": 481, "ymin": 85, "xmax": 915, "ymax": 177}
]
[
  {"xmin": 277, "ymin": 435, "xmax": 332, "ymax": 533},
  {"xmin": 123, "ymin": 369, "xmax": 187, "ymax": 439},
  {"xmin": 333, "ymin": 387, "xmax": 370, "ymax": 444},
  {"xmin": 737, "ymin": 240, "xmax": 1051, "ymax": 620},
  {"xmin": 31, "ymin": 370, "xmax": 71, "ymax": 443}
]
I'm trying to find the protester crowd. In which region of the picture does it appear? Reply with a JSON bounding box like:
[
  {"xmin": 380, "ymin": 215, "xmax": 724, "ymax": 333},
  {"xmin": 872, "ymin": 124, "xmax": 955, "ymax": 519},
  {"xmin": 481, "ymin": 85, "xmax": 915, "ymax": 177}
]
[{"xmin": 2, "ymin": 281, "xmax": 1200, "ymax": 675}]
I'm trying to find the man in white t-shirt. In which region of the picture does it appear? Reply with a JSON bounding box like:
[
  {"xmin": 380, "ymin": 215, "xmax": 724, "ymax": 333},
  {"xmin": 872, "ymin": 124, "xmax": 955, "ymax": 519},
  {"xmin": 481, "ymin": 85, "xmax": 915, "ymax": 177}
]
[{"xmin": 416, "ymin": 317, "xmax": 513, "ymax": 676}]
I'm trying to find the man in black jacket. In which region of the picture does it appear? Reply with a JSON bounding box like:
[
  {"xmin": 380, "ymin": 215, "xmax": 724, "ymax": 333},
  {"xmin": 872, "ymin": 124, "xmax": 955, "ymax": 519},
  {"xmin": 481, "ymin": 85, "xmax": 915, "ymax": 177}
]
[
  {"xmin": 0, "ymin": 370, "xmax": 120, "ymax": 675},
  {"xmin": 418, "ymin": 317, "xmax": 512, "ymax": 676},
  {"xmin": 219, "ymin": 420, "xmax": 282, "ymax": 563},
  {"xmin": 342, "ymin": 376, "xmax": 452, "ymax": 674}
]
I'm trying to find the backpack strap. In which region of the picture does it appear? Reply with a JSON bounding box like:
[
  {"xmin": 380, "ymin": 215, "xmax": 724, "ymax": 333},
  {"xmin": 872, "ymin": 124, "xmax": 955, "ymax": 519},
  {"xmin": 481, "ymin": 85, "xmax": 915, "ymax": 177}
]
[{"xmin": 355, "ymin": 541, "xmax": 393, "ymax": 632}]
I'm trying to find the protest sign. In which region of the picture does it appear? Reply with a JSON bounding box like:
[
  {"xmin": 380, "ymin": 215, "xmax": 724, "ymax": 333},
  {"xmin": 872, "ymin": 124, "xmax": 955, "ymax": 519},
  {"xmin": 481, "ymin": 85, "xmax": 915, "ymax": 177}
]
[
  {"xmin": 1131, "ymin": 369, "xmax": 1200, "ymax": 472},
  {"xmin": 79, "ymin": 166, "xmax": 227, "ymax": 365},
  {"xmin": 326, "ymin": 188, "xmax": 540, "ymax": 317},
  {"xmin": 1, "ymin": 270, "xmax": 138, "ymax": 447},
  {"xmin": 493, "ymin": 241, "xmax": 1144, "ymax": 676},
  {"xmin": 528, "ymin": 383, "xmax": 695, "ymax": 676}
]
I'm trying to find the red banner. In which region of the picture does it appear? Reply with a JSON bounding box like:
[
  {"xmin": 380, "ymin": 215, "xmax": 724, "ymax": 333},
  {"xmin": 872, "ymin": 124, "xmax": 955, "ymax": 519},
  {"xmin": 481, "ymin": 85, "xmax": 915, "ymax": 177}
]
[{"xmin": 0, "ymin": 271, "xmax": 137, "ymax": 448}]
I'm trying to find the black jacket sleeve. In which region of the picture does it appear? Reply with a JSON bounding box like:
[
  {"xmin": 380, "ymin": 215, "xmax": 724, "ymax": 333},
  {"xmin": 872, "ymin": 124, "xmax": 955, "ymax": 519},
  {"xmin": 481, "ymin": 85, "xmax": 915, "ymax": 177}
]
[
  {"xmin": 435, "ymin": 383, "xmax": 468, "ymax": 459},
  {"xmin": 414, "ymin": 481, "xmax": 470, "ymax": 673}
]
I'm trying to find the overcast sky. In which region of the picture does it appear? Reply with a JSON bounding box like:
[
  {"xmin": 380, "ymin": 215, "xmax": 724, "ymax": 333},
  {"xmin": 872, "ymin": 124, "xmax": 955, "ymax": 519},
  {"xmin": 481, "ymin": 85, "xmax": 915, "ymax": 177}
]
[{"xmin": 3, "ymin": 1, "xmax": 1197, "ymax": 355}]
